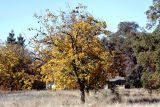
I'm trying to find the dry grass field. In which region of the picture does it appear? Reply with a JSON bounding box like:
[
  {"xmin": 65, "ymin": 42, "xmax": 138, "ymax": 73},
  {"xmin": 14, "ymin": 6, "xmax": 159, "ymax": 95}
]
[{"xmin": 0, "ymin": 88, "xmax": 160, "ymax": 107}]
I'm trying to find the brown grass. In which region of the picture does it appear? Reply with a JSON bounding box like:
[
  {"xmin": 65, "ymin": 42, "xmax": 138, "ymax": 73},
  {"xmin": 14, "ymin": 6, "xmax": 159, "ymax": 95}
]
[{"xmin": 0, "ymin": 88, "xmax": 160, "ymax": 107}]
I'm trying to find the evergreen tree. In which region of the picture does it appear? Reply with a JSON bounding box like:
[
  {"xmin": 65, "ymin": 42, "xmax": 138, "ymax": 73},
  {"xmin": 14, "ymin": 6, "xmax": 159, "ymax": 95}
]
[
  {"xmin": 17, "ymin": 33, "xmax": 25, "ymax": 46},
  {"xmin": 7, "ymin": 30, "xmax": 25, "ymax": 46},
  {"xmin": 7, "ymin": 30, "xmax": 16, "ymax": 45}
]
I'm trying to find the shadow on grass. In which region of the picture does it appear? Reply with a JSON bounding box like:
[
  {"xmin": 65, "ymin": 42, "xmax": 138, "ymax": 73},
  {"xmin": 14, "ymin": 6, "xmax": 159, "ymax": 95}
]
[
  {"xmin": 111, "ymin": 92, "xmax": 122, "ymax": 103},
  {"xmin": 127, "ymin": 98, "xmax": 160, "ymax": 104}
]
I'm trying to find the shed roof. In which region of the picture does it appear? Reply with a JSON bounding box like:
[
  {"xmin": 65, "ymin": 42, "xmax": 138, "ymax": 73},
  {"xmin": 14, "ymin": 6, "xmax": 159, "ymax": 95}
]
[{"xmin": 109, "ymin": 76, "xmax": 125, "ymax": 82}]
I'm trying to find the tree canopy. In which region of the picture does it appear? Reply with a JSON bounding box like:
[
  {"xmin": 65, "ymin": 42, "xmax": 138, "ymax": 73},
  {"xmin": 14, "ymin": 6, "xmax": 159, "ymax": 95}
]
[{"xmin": 31, "ymin": 4, "xmax": 125, "ymax": 102}]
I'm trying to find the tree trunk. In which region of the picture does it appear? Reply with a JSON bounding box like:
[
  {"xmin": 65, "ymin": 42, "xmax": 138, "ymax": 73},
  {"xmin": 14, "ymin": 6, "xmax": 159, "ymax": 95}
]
[
  {"xmin": 86, "ymin": 87, "xmax": 89, "ymax": 96},
  {"xmin": 78, "ymin": 78, "xmax": 85, "ymax": 103},
  {"xmin": 111, "ymin": 83, "xmax": 116, "ymax": 94}
]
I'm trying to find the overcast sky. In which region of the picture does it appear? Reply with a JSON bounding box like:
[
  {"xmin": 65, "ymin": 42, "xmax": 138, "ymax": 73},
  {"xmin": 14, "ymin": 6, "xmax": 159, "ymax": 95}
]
[{"xmin": 0, "ymin": 0, "xmax": 152, "ymax": 43}]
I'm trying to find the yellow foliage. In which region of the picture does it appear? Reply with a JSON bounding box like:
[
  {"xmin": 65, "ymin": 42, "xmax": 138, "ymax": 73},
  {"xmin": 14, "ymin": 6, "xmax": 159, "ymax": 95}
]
[
  {"xmin": 0, "ymin": 44, "xmax": 38, "ymax": 90},
  {"xmin": 33, "ymin": 5, "xmax": 124, "ymax": 92},
  {"xmin": 34, "ymin": 44, "xmax": 40, "ymax": 53}
]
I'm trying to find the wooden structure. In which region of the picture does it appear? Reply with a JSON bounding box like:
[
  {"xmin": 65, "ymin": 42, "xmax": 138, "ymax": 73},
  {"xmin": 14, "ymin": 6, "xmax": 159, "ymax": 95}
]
[{"xmin": 105, "ymin": 76, "xmax": 125, "ymax": 89}]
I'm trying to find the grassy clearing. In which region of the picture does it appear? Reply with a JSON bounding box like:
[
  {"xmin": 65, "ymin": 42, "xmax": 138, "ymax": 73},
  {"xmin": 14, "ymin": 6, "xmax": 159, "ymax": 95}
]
[{"xmin": 0, "ymin": 89, "xmax": 160, "ymax": 107}]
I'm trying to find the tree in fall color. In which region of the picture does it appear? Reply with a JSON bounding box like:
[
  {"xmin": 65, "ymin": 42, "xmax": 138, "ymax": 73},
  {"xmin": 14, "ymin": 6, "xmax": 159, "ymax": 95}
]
[
  {"xmin": 0, "ymin": 43, "xmax": 39, "ymax": 90},
  {"xmin": 32, "ymin": 4, "xmax": 121, "ymax": 103}
]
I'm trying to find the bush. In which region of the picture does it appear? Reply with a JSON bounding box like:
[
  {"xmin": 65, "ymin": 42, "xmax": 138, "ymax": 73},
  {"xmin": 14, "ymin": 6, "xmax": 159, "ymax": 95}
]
[{"xmin": 141, "ymin": 71, "xmax": 160, "ymax": 92}]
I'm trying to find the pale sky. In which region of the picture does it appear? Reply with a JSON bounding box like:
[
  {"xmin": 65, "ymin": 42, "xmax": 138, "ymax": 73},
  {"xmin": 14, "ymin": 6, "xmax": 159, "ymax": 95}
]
[{"xmin": 0, "ymin": 0, "xmax": 153, "ymax": 43}]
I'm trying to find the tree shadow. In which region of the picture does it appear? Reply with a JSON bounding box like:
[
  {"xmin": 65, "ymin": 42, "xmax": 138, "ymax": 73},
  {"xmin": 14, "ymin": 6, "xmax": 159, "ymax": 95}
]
[
  {"xmin": 127, "ymin": 98, "xmax": 160, "ymax": 104},
  {"xmin": 111, "ymin": 92, "xmax": 122, "ymax": 103},
  {"xmin": 123, "ymin": 90, "xmax": 130, "ymax": 97},
  {"xmin": 131, "ymin": 93, "xmax": 145, "ymax": 97}
]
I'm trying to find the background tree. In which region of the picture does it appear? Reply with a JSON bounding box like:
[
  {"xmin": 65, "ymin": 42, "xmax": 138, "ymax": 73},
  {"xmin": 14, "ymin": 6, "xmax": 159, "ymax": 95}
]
[
  {"xmin": 0, "ymin": 34, "xmax": 44, "ymax": 90},
  {"xmin": 132, "ymin": 31, "xmax": 160, "ymax": 92},
  {"xmin": 101, "ymin": 22, "xmax": 142, "ymax": 88},
  {"xmin": 0, "ymin": 44, "xmax": 30, "ymax": 90},
  {"xmin": 7, "ymin": 30, "xmax": 16, "ymax": 45},
  {"xmin": 146, "ymin": 0, "xmax": 160, "ymax": 29},
  {"xmin": 17, "ymin": 33, "xmax": 25, "ymax": 46},
  {"xmin": 7, "ymin": 30, "xmax": 25, "ymax": 46}
]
